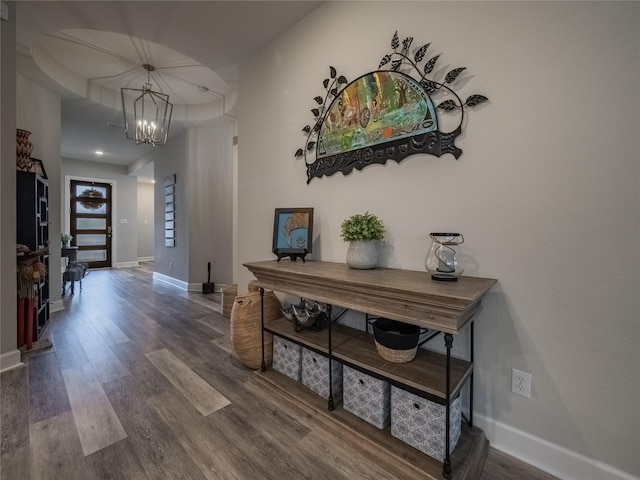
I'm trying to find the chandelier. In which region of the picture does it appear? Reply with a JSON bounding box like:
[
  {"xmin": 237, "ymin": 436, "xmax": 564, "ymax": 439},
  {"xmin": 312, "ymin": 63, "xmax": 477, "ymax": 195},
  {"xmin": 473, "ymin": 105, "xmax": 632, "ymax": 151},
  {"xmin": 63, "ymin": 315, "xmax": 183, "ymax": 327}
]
[{"xmin": 121, "ymin": 64, "xmax": 173, "ymax": 146}]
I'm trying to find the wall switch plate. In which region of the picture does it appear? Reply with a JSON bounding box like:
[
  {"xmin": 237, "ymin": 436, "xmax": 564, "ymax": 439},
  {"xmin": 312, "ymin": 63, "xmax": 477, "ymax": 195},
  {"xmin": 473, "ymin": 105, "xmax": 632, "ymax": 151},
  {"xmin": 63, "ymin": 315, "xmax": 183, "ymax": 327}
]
[{"xmin": 511, "ymin": 368, "xmax": 532, "ymax": 398}]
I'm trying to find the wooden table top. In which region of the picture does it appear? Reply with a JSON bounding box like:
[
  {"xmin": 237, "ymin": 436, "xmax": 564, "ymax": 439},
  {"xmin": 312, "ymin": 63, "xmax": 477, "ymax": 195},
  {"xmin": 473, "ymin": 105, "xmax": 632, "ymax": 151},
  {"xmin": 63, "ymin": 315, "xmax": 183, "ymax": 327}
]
[{"xmin": 244, "ymin": 260, "xmax": 497, "ymax": 334}]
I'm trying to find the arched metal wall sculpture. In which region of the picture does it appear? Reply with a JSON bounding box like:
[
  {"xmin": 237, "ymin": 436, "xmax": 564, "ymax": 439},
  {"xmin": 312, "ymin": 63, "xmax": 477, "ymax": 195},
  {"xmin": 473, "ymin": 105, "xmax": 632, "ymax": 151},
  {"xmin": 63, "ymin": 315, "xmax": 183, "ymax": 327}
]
[{"xmin": 295, "ymin": 32, "xmax": 488, "ymax": 184}]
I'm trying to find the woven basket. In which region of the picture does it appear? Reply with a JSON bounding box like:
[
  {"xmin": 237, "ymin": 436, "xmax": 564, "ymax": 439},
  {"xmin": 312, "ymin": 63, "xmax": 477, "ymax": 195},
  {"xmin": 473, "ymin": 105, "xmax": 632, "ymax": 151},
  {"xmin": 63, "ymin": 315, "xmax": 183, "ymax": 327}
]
[
  {"xmin": 374, "ymin": 340, "xmax": 418, "ymax": 363},
  {"xmin": 230, "ymin": 283, "xmax": 281, "ymax": 369},
  {"xmin": 221, "ymin": 284, "xmax": 238, "ymax": 318}
]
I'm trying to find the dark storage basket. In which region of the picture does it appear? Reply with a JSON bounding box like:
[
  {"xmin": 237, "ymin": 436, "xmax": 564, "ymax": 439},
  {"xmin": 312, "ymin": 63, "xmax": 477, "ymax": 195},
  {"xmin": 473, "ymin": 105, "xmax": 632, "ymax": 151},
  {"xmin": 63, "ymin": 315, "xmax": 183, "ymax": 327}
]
[{"xmin": 371, "ymin": 318, "xmax": 421, "ymax": 363}]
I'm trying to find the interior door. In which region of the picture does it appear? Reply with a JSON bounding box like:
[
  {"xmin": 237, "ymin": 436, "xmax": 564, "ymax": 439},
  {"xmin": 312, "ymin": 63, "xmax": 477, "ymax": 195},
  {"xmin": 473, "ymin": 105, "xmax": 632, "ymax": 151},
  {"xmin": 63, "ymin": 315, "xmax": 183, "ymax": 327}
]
[{"xmin": 70, "ymin": 180, "xmax": 112, "ymax": 268}]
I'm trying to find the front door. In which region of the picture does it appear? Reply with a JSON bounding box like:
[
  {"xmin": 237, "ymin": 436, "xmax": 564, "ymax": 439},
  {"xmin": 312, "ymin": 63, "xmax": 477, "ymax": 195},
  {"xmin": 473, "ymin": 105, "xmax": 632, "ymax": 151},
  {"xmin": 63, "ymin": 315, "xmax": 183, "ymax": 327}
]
[{"xmin": 70, "ymin": 180, "xmax": 112, "ymax": 268}]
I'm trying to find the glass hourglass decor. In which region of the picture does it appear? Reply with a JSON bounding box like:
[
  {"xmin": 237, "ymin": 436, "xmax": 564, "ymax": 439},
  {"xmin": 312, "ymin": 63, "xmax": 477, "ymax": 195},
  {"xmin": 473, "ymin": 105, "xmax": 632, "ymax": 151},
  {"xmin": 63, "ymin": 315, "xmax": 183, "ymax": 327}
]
[{"xmin": 425, "ymin": 233, "xmax": 465, "ymax": 281}]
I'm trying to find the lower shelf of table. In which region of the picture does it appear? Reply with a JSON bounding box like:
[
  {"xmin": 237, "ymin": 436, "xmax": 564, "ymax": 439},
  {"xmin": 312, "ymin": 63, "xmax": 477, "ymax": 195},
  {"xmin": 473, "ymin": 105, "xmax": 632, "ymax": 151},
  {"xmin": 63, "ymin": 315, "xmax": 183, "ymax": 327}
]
[
  {"xmin": 253, "ymin": 368, "xmax": 489, "ymax": 480},
  {"xmin": 265, "ymin": 317, "xmax": 473, "ymax": 401}
]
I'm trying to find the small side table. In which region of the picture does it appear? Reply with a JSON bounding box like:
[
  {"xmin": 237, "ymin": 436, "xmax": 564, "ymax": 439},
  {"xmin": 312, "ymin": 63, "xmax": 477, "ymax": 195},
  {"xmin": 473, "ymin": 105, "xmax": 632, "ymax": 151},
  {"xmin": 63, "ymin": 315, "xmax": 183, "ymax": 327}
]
[{"xmin": 61, "ymin": 246, "xmax": 79, "ymax": 268}]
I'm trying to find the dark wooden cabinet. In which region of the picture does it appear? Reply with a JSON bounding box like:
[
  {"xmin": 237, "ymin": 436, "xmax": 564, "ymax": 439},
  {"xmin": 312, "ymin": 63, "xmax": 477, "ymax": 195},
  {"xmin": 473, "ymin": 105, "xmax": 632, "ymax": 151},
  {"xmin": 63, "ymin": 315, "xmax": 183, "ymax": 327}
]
[{"xmin": 17, "ymin": 170, "xmax": 50, "ymax": 339}]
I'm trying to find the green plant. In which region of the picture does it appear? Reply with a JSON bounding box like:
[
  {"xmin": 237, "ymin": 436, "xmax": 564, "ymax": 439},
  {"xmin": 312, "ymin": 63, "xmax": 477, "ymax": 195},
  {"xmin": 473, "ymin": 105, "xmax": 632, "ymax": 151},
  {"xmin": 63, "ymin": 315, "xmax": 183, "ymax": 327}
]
[
  {"xmin": 340, "ymin": 212, "xmax": 385, "ymax": 242},
  {"xmin": 61, "ymin": 233, "xmax": 73, "ymax": 244}
]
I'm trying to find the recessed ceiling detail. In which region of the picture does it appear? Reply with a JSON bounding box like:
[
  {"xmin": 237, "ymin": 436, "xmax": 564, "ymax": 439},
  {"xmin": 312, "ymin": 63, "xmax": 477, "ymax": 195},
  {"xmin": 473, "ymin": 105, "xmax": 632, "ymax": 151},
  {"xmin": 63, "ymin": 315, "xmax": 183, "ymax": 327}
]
[{"xmin": 31, "ymin": 29, "xmax": 232, "ymax": 122}]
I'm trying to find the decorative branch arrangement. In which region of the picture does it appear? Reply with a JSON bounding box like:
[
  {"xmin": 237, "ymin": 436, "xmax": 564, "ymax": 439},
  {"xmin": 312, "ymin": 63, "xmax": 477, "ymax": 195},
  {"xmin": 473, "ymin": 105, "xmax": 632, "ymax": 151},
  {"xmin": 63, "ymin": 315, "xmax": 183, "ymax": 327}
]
[{"xmin": 295, "ymin": 31, "xmax": 488, "ymax": 183}]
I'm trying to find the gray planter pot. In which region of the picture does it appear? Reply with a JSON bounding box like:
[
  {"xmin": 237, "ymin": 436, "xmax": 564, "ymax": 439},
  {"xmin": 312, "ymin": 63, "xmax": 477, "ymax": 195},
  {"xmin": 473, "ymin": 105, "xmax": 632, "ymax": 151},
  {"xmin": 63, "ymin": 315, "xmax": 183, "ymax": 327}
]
[{"xmin": 346, "ymin": 240, "xmax": 378, "ymax": 269}]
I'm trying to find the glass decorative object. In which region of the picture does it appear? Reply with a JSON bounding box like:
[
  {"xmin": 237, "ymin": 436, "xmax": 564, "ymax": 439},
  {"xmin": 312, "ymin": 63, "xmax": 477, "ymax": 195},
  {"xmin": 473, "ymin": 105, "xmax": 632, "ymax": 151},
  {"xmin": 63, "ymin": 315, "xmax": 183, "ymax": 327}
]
[{"xmin": 425, "ymin": 233, "xmax": 464, "ymax": 281}]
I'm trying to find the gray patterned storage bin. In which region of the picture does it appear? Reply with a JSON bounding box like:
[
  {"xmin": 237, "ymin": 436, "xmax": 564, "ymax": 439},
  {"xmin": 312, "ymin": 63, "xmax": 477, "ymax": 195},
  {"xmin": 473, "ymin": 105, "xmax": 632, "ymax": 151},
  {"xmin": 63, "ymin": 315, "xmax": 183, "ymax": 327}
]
[
  {"xmin": 272, "ymin": 337, "xmax": 302, "ymax": 381},
  {"xmin": 301, "ymin": 348, "xmax": 343, "ymax": 399},
  {"xmin": 390, "ymin": 386, "xmax": 462, "ymax": 462},
  {"xmin": 343, "ymin": 365, "xmax": 391, "ymax": 429}
]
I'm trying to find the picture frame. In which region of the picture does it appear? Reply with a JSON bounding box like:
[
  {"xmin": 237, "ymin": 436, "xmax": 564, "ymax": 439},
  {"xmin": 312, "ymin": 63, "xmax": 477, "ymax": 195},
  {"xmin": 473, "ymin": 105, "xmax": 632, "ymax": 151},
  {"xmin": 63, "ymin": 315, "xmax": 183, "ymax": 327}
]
[{"xmin": 272, "ymin": 208, "xmax": 313, "ymax": 262}]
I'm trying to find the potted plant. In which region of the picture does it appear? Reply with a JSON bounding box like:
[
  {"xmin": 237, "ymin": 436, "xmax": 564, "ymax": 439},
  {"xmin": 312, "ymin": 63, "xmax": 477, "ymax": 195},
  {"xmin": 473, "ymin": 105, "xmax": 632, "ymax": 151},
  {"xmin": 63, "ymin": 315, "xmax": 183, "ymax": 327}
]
[
  {"xmin": 61, "ymin": 233, "xmax": 73, "ymax": 247},
  {"xmin": 340, "ymin": 211, "xmax": 385, "ymax": 269}
]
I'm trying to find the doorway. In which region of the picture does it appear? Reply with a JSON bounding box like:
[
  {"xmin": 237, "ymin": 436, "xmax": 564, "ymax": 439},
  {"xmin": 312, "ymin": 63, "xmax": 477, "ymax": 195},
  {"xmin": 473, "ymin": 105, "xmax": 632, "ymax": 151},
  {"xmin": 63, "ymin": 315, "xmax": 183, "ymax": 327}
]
[{"xmin": 70, "ymin": 180, "xmax": 112, "ymax": 268}]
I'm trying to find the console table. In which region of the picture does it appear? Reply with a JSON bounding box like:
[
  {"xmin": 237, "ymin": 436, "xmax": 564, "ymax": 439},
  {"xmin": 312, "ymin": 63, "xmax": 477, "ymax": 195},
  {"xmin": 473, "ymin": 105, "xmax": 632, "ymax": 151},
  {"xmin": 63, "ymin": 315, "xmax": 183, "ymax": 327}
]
[{"xmin": 244, "ymin": 260, "xmax": 497, "ymax": 479}]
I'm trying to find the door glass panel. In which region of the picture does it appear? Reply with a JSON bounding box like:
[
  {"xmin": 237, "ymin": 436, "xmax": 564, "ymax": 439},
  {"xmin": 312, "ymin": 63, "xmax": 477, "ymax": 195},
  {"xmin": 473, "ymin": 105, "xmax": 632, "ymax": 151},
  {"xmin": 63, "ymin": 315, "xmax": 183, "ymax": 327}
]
[
  {"xmin": 77, "ymin": 250, "xmax": 107, "ymax": 262},
  {"xmin": 75, "ymin": 200, "xmax": 107, "ymax": 214},
  {"xmin": 76, "ymin": 234, "xmax": 106, "ymax": 246},
  {"xmin": 75, "ymin": 185, "xmax": 108, "ymax": 197},
  {"xmin": 76, "ymin": 218, "xmax": 107, "ymax": 230}
]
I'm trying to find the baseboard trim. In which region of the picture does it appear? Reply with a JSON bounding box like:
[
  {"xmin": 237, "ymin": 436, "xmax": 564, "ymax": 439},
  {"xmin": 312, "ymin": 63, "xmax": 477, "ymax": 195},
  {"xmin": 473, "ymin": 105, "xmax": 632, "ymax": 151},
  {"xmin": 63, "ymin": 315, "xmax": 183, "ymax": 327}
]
[
  {"xmin": 138, "ymin": 256, "xmax": 154, "ymax": 262},
  {"xmin": 50, "ymin": 299, "xmax": 63, "ymax": 313},
  {"xmin": 152, "ymin": 272, "xmax": 188, "ymax": 291},
  {"xmin": 0, "ymin": 349, "xmax": 23, "ymax": 373},
  {"xmin": 116, "ymin": 261, "xmax": 139, "ymax": 268},
  {"xmin": 474, "ymin": 414, "xmax": 639, "ymax": 480}
]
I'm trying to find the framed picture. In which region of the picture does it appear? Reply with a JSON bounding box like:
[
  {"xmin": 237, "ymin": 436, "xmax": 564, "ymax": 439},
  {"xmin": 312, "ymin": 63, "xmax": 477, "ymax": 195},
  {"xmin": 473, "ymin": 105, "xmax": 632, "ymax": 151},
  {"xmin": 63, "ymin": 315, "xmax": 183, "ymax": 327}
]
[{"xmin": 272, "ymin": 208, "xmax": 313, "ymax": 262}]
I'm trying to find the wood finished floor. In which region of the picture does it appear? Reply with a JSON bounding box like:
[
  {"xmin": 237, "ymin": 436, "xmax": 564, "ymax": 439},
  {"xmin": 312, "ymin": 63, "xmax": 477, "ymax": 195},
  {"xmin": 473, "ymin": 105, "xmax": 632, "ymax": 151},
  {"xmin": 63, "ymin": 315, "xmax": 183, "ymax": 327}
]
[{"xmin": 0, "ymin": 264, "xmax": 558, "ymax": 480}]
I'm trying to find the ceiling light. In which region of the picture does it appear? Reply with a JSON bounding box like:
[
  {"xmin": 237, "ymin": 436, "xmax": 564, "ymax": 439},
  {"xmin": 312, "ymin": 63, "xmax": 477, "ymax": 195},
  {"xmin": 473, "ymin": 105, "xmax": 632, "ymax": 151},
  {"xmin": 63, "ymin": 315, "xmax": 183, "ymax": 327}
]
[
  {"xmin": 121, "ymin": 64, "xmax": 173, "ymax": 146},
  {"xmin": 95, "ymin": 150, "xmax": 104, "ymax": 155}
]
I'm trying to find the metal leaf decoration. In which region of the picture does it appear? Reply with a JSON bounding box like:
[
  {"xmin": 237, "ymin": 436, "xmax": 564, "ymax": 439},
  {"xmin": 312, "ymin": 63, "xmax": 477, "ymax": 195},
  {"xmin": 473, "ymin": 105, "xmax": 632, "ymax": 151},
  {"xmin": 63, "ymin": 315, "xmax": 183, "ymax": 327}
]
[
  {"xmin": 402, "ymin": 36, "xmax": 413, "ymax": 52},
  {"xmin": 391, "ymin": 59, "xmax": 402, "ymax": 71},
  {"xmin": 445, "ymin": 67, "xmax": 466, "ymax": 84},
  {"xmin": 437, "ymin": 100, "xmax": 457, "ymax": 111},
  {"xmin": 424, "ymin": 54, "xmax": 440, "ymax": 75},
  {"xmin": 420, "ymin": 79, "xmax": 439, "ymax": 94},
  {"xmin": 311, "ymin": 108, "xmax": 320, "ymax": 117},
  {"xmin": 338, "ymin": 75, "xmax": 347, "ymax": 84},
  {"xmin": 465, "ymin": 94, "xmax": 489, "ymax": 107},
  {"xmin": 307, "ymin": 142, "xmax": 316, "ymax": 151},
  {"xmin": 414, "ymin": 43, "xmax": 430, "ymax": 63},
  {"xmin": 330, "ymin": 88, "xmax": 338, "ymax": 97},
  {"xmin": 302, "ymin": 125, "xmax": 311, "ymax": 133},
  {"xmin": 379, "ymin": 54, "xmax": 392, "ymax": 68},
  {"xmin": 313, "ymin": 122, "xmax": 321, "ymax": 132},
  {"xmin": 313, "ymin": 96, "xmax": 323, "ymax": 105},
  {"xmin": 391, "ymin": 31, "xmax": 399, "ymax": 50},
  {"xmin": 323, "ymin": 78, "xmax": 330, "ymax": 89},
  {"xmin": 330, "ymin": 66, "xmax": 336, "ymax": 78},
  {"xmin": 295, "ymin": 148, "xmax": 303, "ymax": 157}
]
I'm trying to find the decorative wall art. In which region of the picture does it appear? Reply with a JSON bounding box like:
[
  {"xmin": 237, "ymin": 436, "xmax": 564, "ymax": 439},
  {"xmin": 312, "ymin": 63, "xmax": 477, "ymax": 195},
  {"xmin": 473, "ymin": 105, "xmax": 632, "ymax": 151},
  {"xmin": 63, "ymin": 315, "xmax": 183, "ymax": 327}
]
[
  {"xmin": 164, "ymin": 174, "xmax": 176, "ymax": 247},
  {"xmin": 295, "ymin": 31, "xmax": 488, "ymax": 183},
  {"xmin": 272, "ymin": 208, "xmax": 314, "ymax": 262}
]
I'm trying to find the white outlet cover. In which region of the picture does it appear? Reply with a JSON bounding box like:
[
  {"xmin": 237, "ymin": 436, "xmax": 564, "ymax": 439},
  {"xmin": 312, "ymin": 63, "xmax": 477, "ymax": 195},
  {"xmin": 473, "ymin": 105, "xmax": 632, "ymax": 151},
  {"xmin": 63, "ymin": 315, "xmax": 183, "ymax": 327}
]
[{"xmin": 511, "ymin": 368, "xmax": 532, "ymax": 398}]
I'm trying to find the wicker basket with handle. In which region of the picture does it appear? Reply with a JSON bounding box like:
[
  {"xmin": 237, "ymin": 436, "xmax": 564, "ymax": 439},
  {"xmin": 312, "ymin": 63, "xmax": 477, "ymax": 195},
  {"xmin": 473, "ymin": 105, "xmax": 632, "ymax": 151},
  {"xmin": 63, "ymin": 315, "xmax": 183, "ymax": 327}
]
[{"xmin": 230, "ymin": 281, "xmax": 281, "ymax": 369}]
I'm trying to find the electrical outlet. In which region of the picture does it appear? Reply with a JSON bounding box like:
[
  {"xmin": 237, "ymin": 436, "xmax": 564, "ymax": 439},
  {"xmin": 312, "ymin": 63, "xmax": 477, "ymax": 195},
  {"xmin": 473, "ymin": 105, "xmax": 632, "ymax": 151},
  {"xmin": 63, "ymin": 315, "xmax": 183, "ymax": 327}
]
[{"xmin": 511, "ymin": 368, "xmax": 532, "ymax": 398}]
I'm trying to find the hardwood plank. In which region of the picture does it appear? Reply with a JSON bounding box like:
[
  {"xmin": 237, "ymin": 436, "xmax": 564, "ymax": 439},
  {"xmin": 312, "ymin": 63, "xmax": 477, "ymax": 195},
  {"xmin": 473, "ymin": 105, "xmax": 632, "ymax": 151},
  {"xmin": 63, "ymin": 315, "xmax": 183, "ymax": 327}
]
[
  {"xmin": 51, "ymin": 326, "xmax": 91, "ymax": 371},
  {"xmin": 77, "ymin": 332, "xmax": 130, "ymax": 384},
  {"xmin": 107, "ymin": 340, "xmax": 170, "ymax": 399},
  {"xmin": 480, "ymin": 449, "xmax": 559, "ymax": 480},
  {"xmin": 0, "ymin": 444, "xmax": 30, "ymax": 479},
  {"xmin": 83, "ymin": 438, "xmax": 149, "ymax": 480},
  {"xmin": 86, "ymin": 315, "xmax": 130, "ymax": 345},
  {"xmin": 27, "ymin": 351, "xmax": 72, "ymax": 424},
  {"xmin": 148, "ymin": 389, "xmax": 261, "ymax": 480},
  {"xmin": 102, "ymin": 376, "xmax": 209, "ymax": 480},
  {"xmin": 0, "ymin": 366, "xmax": 30, "ymax": 454},
  {"xmin": 61, "ymin": 363, "xmax": 127, "ymax": 456},
  {"xmin": 30, "ymin": 411, "xmax": 95, "ymax": 480},
  {"xmin": 145, "ymin": 348, "xmax": 231, "ymax": 416}
]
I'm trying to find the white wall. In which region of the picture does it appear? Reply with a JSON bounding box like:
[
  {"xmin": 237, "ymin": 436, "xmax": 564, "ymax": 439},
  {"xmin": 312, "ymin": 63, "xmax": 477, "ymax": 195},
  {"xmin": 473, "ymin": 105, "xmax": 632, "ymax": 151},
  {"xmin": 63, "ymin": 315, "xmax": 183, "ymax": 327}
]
[
  {"xmin": 237, "ymin": 2, "xmax": 639, "ymax": 478},
  {"xmin": 16, "ymin": 74, "xmax": 63, "ymax": 312},
  {"xmin": 0, "ymin": 1, "xmax": 19, "ymax": 370},
  {"xmin": 137, "ymin": 182, "xmax": 154, "ymax": 260},
  {"xmin": 187, "ymin": 119, "xmax": 235, "ymax": 287}
]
